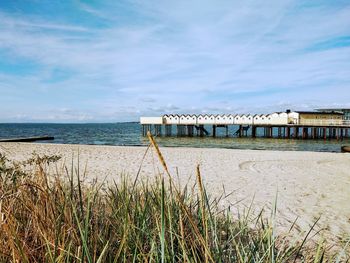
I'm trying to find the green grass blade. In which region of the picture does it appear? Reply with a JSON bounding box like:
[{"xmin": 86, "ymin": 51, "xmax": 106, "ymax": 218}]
[{"xmin": 161, "ymin": 177, "xmax": 166, "ymax": 263}]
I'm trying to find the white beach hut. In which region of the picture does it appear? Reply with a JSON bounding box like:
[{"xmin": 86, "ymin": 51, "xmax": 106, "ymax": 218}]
[
  {"xmin": 235, "ymin": 114, "xmax": 253, "ymax": 125},
  {"xmin": 215, "ymin": 114, "xmax": 235, "ymax": 125},
  {"xmin": 253, "ymin": 114, "xmax": 265, "ymax": 125},
  {"xmin": 268, "ymin": 112, "xmax": 288, "ymax": 125},
  {"xmin": 179, "ymin": 114, "xmax": 197, "ymax": 125},
  {"xmin": 163, "ymin": 114, "xmax": 180, "ymax": 125},
  {"xmin": 198, "ymin": 114, "xmax": 216, "ymax": 124},
  {"xmin": 197, "ymin": 114, "xmax": 206, "ymax": 124},
  {"xmin": 260, "ymin": 114, "xmax": 272, "ymax": 125},
  {"xmin": 233, "ymin": 115, "xmax": 242, "ymax": 125}
]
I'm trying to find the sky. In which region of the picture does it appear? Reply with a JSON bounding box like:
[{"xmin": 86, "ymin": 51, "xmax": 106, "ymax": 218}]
[{"xmin": 0, "ymin": 0, "xmax": 350, "ymax": 122}]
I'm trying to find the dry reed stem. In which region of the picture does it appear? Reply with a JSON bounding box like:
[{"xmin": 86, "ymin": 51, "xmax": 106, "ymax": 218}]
[
  {"xmin": 196, "ymin": 164, "xmax": 209, "ymax": 263},
  {"xmin": 0, "ymin": 145, "xmax": 346, "ymax": 262},
  {"xmin": 147, "ymin": 131, "xmax": 215, "ymax": 262}
]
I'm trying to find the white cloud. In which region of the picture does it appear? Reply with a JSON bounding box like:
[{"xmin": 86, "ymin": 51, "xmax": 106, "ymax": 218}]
[{"xmin": 0, "ymin": 1, "xmax": 349, "ymax": 122}]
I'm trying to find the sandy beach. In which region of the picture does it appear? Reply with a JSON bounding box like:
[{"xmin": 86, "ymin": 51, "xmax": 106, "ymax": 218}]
[{"xmin": 1, "ymin": 142, "xmax": 350, "ymax": 245}]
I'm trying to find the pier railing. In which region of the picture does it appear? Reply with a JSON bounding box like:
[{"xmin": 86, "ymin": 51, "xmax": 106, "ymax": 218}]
[{"xmin": 298, "ymin": 120, "xmax": 350, "ymax": 127}]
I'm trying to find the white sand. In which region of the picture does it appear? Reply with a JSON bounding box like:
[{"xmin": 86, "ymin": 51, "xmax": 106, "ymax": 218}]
[{"xmin": 1, "ymin": 142, "xmax": 350, "ymax": 245}]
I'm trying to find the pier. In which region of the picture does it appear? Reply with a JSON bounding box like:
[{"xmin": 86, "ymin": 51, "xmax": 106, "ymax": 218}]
[
  {"xmin": 0, "ymin": 136, "xmax": 54, "ymax": 142},
  {"xmin": 140, "ymin": 110, "xmax": 350, "ymax": 140}
]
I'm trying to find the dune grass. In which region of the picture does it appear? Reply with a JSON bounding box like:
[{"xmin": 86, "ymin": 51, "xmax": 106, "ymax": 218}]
[{"xmin": 0, "ymin": 134, "xmax": 348, "ymax": 262}]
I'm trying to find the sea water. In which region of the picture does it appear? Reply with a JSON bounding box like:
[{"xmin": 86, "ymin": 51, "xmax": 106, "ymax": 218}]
[{"xmin": 0, "ymin": 122, "xmax": 349, "ymax": 152}]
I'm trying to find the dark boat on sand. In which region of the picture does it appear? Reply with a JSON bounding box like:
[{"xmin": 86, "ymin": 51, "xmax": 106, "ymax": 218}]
[{"xmin": 341, "ymin": 146, "xmax": 350, "ymax": 153}]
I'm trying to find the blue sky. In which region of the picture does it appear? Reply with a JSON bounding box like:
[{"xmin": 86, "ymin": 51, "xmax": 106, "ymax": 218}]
[{"xmin": 0, "ymin": 0, "xmax": 349, "ymax": 122}]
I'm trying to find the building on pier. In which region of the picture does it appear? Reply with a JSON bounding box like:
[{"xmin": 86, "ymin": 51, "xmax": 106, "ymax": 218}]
[
  {"xmin": 215, "ymin": 114, "xmax": 235, "ymax": 125},
  {"xmin": 270, "ymin": 112, "xmax": 289, "ymax": 125},
  {"xmin": 316, "ymin": 108, "xmax": 350, "ymax": 120},
  {"xmin": 140, "ymin": 109, "xmax": 350, "ymax": 139},
  {"xmin": 141, "ymin": 110, "xmax": 347, "ymax": 127},
  {"xmin": 235, "ymin": 114, "xmax": 253, "ymax": 125},
  {"xmin": 179, "ymin": 114, "xmax": 197, "ymax": 125},
  {"xmin": 253, "ymin": 114, "xmax": 270, "ymax": 125},
  {"xmin": 140, "ymin": 116, "xmax": 163, "ymax": 125},
  {"xmin": 164, "ymin": 114, "xmax": 180, "ymax": 124},
  {"xmin": 292, "ymin": 111, "xmax": 344, "ymax": 126},
  {"xmin": 287, "ymin": 111, "xmax": 299, "ymax": 124},
  {"xmin": 198, "ymin": 114, "xmax": 216, "ymax": 124}
]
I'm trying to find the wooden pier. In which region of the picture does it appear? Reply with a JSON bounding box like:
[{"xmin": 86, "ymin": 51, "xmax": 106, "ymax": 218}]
[
  {"xmin": 0, "ymin": 136, "xmax": 54, "ymax": 142},
  {"xmin": 142, "ymin": 124, "xmax": 350, "ymax": 140},
  {"xmin": 140, "ymin": 111, "xmax": 350, "ymax": 140}
]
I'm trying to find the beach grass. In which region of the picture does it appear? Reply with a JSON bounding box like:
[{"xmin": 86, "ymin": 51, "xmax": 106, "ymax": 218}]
[{"xmin": 0, "ymin": 135, "xmax": 348, "ymax": 262}]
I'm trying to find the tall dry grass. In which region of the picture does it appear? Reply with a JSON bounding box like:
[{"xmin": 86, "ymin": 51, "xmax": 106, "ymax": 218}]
[{"xmin": 0, "ymin": 134, "xmax": 348, "ymax": 262}]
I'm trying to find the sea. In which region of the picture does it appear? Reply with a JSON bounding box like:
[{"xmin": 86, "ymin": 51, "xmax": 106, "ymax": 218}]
[{"xmin": 0, "ymin": 123, "xmax": 349, "ymax": 153}]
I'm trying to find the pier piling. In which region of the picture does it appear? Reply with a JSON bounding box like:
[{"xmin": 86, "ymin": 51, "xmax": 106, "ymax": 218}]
[
  {"xmin": 165, "ymin": 125, "xmax": 172, "ymax": 136},
  {"xmin": 187, "ymin": 125, "xmax": 194, "ymax": 137},
  {"xmin": 252, "ymin": 126, "xmax": 257, "ymax": 138},
  {"xmin": 286, "ymin": 127, "xmax": 290, "ymax": 138}
]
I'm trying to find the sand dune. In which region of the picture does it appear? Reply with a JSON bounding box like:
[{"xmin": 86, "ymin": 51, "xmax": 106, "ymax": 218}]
[{"xmin": 1, "ymin": 142, "xmax": 350, "ymax": 245}]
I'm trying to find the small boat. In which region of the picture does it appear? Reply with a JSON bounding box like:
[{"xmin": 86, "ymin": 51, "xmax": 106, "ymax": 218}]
[{"xmin": 341, "ymin": 146, "xmax": 350, "ymax": 153}]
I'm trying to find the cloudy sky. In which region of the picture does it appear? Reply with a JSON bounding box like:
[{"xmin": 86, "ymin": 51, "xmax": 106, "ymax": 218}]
[{"xmin": 0, "ymin": 0, "xmax": 349, "ymax": 122}]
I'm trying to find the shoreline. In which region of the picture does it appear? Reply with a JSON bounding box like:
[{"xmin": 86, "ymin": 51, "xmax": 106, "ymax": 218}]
[
  {"xmin": 1, "ymin": 140, "xmax": 348, "ymax": 154},
  {"xmin": 1, "ymin": 142, "xmax": 350, "ymax": 245}
]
